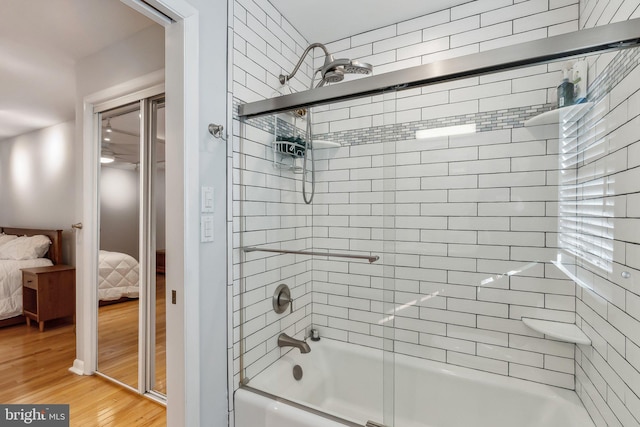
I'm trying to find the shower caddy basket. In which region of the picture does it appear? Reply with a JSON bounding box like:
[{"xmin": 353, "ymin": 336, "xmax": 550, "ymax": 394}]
[
  {"xmin": 272, "ymin": 108, "xmax": 307, "ymax": 173},
  {"xmin": 272, "ymin": 85, "xmax": 308, "ymax": 173}
]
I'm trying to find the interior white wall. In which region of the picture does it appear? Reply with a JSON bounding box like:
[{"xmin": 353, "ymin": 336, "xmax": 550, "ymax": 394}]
[
  {"xmin": 75, "ymin": 25, "xmax": 165, "ymax": 99},
  {"xmin": 184, "ymin": 1, "xmax": 229, "ymax": 425},
  {"xmin": 0, "ymin": 120, "xmax": 76, "ymax": 264},
  {"xmin": 135, "ymin": 0, "xmax": 231, "ymax": 426}
]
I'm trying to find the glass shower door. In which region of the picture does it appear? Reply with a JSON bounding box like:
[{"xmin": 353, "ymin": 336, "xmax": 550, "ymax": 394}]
[
  {"xmin": 236, "ymin": 27, "xmax": 640, "ymax": 425},
  {"xmin": 237, "ymin": 97, "xmax": 392, "ymax": 426},
  {"xmin": 381, "ymin": 90, "xmax": 398, "ymax": 427}
]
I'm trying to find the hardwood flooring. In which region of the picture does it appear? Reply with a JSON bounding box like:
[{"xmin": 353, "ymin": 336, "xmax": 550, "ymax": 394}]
[
  {"xmin": 0, "ymin": 320, "xmax": 165, "ymax": 426},
  {"xmin": 97, "ymin": 275, "xmax": 166, "ymax": 393},
  {"xmin": 0, "ymin": 276, "xmax": 167, "ymax": 426}
]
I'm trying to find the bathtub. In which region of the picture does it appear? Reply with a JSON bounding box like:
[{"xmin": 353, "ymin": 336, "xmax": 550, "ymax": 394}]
[{"xmin": 235, "ymin": 337, "xmax": 594, "ymax": 427}]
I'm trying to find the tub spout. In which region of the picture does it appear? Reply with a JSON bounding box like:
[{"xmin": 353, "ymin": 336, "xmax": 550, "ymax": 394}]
[{"xmin": 278, "ymin": 333, "xmax": 311, "ymax": 353}]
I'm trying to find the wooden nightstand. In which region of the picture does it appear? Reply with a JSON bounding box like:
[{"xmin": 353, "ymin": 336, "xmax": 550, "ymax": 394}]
[{"xmin": 22, "ymin": 265, "xmax": 75, "ymax": 332}]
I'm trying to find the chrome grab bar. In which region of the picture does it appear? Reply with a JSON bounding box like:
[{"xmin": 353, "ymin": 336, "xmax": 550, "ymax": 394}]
[{"xmin": 242, "ymin": 247, "xmax": 379, "ymax": 263}]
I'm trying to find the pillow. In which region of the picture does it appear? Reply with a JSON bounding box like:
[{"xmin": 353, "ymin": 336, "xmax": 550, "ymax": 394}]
[
  {"xmin": 0, "ymin": 233, "xmax": 18, "ymax": 248},
  {"xmin": 0, "ymin": 235, "xmax": 51, "ymax": 260}
]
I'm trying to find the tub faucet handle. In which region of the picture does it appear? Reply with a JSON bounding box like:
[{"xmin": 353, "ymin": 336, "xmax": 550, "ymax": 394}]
[
  {"xmin": 273, "ymin": 283, "xmax": 293, "ymax": 314},
  {"xmin": 279, "ymin": 293, "xmax": 293, "ymax": 314}
]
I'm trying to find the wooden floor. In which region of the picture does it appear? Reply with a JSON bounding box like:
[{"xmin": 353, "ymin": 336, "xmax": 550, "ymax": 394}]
[
  {"xmin": 0, "ymin": 276, "xmax": 167, "ymax": 426},
  {"xmin": 97, "ymin": 275, "xmax": 166, "ymax": 393},
  {"xmin": 0, "ymin": 320, "xmax": 166, "ymax": 426}
]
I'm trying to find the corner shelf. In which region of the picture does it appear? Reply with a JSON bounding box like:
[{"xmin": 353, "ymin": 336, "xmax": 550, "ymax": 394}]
[
  {"xmin": 524, "ymin": 102, "xmax": 594, "ymax": 127},
  {"xmin": 522, "ymin": 317, "xmax": 591, "ymax": 345},
  {"xmin": 311, "ymin": 140, "xmax": 341, "ymax": 150}
]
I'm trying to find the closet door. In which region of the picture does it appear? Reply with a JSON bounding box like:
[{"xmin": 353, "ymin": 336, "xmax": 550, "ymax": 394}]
[
  {"xmin": 97, "ymin": 102, "xmax": 142, "ymax": 390},
  {"xmin": 96, "ymin": 94, "xmax": 166, "ymax": 399},
  {"xmin": 147, "ymin": 97, "xmax": 166, "ymax": 396}
]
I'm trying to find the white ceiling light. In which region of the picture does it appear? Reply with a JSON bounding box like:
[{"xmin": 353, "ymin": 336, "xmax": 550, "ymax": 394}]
[
  {"xmin": 100, "ymin": 156, "xmax": 115, "ymax": 164},
  {"xmin": 106, "ymin": 118, "xmax": 113, "ymax": 133}
]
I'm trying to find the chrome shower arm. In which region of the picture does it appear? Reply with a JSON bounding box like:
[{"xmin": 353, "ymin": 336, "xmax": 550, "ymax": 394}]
[{"xmin": 279, "ymin": 42, "xmax": 333, "ymax": 85}]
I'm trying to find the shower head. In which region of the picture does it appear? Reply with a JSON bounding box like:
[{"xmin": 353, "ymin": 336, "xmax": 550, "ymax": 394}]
[
  {"xmin": 278, "ymin": 42, "xmax": 373, "ymax": 88},
  {"xmin": 317, "ymin": 58, "xmax": 373, "ymax": 86}
]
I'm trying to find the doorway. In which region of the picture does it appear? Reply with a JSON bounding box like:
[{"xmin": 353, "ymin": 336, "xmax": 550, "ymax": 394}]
[{"xmin": 96, "ymin": 94, "xmax": 167, "ymax": 399}]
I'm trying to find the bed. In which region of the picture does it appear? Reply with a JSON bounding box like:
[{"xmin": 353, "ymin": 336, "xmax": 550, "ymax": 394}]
[
  {"xmin": 98, "ymin": 250, "xmax": 139, "ymax": 302},
  {"xmin": 0, "ymin": 227, "xmax": 63, "ymax": 326},
  {"xmin": 0, "ymin": 227, "xmax": 141, "ymax": 325}
]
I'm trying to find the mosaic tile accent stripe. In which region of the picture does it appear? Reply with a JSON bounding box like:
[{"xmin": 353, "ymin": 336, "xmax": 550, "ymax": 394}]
[
  {"xmin": 587, "ymin": 45, "xmax": 640, "ymax": 103},
  {"xmin": 240, "ymin": 101, "xmax": 556, "ymax": 141},
  {"xmin": 312, "ymin": 103, "xmax": 555, "ymax": 146}
]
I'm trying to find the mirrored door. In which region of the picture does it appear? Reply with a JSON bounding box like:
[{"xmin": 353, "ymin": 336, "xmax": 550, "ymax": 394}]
[
  {"xmin": 97, "ymin": 94, "xmax": 166, "ymax": 398},
  {"xmin": 98, "ymin": 103, "xmax": 141, "ymax": 390},
  {"xmin": 150, "ymin": 98, "xmax": 166, "ymax": 395}
]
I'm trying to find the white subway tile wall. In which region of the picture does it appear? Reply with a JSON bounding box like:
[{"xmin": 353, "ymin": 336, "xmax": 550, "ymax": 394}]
[
  {"xmin": 573, "ymin": 1, "xmax": 640, "ymax": 425},
  {"xmin": 231, "ymin": 1, "xmax": 640, "ymax": 426},
  {"xmin": 230, "ymin": 0, "xmax": 315, "ymax": 389}
]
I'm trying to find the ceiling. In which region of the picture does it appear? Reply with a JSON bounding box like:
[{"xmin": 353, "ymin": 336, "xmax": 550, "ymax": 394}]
[
  {"xmin": 0, "ymin": 0, "xmax": 156, "ymax": 141},
  {"xmin": 269, "ymin": 0, "xmax": 470, "ymax": 43},
  {"xmin": 1, "ymin": 0, "xmax": 468, "ymax": 142}
]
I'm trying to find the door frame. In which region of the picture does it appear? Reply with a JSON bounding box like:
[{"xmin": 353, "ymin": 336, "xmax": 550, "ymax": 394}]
[{"xmin": 74, "ymin": 1, "xmax": 199, "ymax": 425}]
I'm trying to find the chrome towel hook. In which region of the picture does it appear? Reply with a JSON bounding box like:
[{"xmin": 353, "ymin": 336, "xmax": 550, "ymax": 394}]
[{"xmin": 208, "ymin": 123, "xmax": 226, "ymax": 141}]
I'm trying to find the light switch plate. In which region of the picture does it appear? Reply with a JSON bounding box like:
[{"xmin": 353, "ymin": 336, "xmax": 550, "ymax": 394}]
[
  {"xmin": 202, "ymin": 186, "xmax": 214, "ymax": 213},
  {"xmin": 201, "ymin": 215, "xmax": 214, "ymax": 242}
]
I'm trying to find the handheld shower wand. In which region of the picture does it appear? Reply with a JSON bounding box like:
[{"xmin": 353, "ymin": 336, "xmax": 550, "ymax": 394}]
[{"xmin": 279, "ymin": 43, "xmax": 374, "ymax": 204}]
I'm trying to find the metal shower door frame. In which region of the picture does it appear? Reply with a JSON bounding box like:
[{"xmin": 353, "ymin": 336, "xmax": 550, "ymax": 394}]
[{"xmin": 238, "ymin": 18, "xmax": 640, "ymax": 118}]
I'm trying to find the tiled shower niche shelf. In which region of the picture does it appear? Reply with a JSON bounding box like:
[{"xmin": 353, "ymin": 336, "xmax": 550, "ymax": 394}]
[
  {"xmin": 523, "ymin": 102, "xmax": 594, "ymax": 127},
  {"xmin": 522, "ymin": 317, "xmax": 591, "ymax": 345}
]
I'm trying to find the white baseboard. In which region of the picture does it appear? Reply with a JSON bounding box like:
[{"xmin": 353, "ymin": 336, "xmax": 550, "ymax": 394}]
[{"xmin": 68, "ymin": 359, "xmax": 86, "ymax": 375}]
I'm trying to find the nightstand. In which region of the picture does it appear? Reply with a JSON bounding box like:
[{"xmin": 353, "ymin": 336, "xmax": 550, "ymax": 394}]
[{"xmin": 22, "ymin": 265, "xmax": 75, "ymax": 332}]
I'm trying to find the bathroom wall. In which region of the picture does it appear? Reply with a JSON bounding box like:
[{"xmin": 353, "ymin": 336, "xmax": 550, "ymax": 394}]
[
  {"xmin": 308, "ymin": 71, "xmax": 580, "ymax": 389},
  {"xmin": 230, "ymin": 0, "xmax": 315, "ymax": 386},
  {"xmin": 232, "ymin": 0, "xmax": 640, "ymax": 406},
  {"xmin": 232, "ymin": 0, "xmax": 582, "ymax": 389},
  {"xmin": 573, "ymin": 1, "xmax": 640, "ymax": 425},
  {"xmin": 315, "ymin": 0, "xmax": 580, "ymax": 82},
  {"xmin": 306, "ymin": 1, "xmax": 582, "ymax": 389}
]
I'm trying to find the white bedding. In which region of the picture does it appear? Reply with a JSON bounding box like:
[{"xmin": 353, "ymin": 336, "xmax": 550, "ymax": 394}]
[
  {"xmin": 0, "ymin": 258, "xmax": 53, "ymax": 321},
  {"xmin": 98, "ymin": 250, "xmax": 139, "ymax": 301}
]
